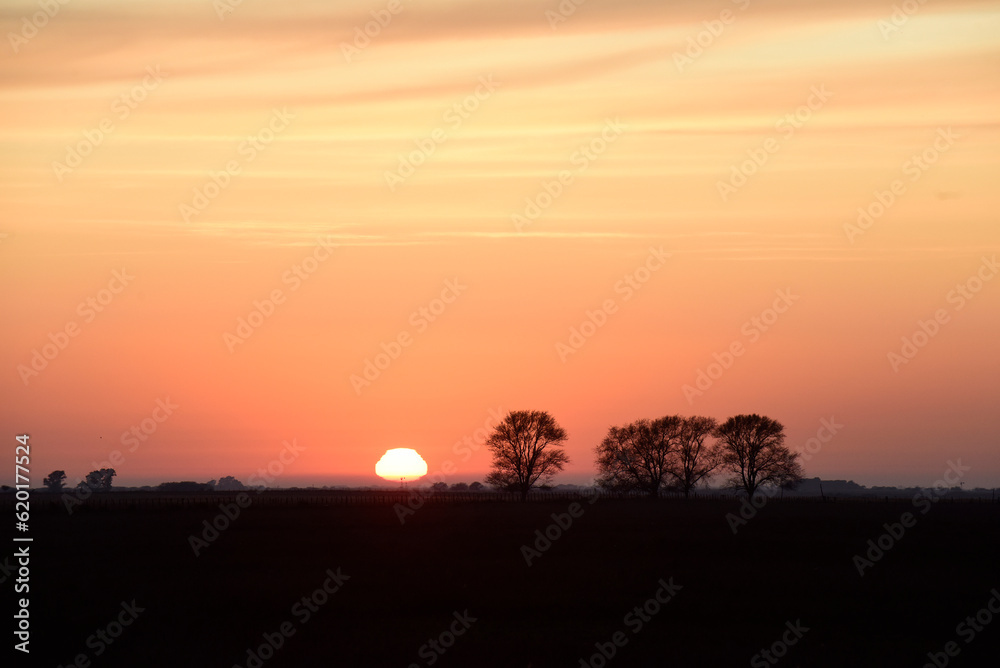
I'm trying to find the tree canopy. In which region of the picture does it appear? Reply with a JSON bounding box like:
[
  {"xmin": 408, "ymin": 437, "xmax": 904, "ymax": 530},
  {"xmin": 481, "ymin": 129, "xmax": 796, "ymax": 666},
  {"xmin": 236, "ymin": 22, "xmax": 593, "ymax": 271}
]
[
  {"xmin": 715, "ymin": 414, "xmax": 803, "ymax": 497},
  {"xmin": 83, "ymin": 468, "xmax": 116, "ymax": 492},
  {"xmin": 666, "ymin": 416, "xmax": 721, "ymax": 497},
  {"xmin": 43, "ymin": 470, "xmax": 67, "ymax": 492},
  {"xmin": 595, "ymin": 416, "xmax": 681, "ymax": 497},
  {"xmin": 485, "ymin": 410, "xmax": 569, "ymax": 500}
]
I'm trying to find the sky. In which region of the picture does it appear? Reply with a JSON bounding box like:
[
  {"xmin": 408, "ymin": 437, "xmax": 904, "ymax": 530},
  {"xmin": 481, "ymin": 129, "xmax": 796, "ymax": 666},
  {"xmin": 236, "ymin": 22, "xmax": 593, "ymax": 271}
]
[{"xmin": 2, "ymin": 0, "xmax": 998, "ymax": 490}]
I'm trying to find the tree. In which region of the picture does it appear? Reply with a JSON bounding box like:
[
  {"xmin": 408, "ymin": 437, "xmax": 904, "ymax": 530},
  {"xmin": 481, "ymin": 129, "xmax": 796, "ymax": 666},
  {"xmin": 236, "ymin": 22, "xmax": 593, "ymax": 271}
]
[
  {"xmin": 83, "ymin": 468, "xmax": 116, "ymax": 492},
  {"xmin": 43, "ymin": 470, "xmax": 67, "ymax": 492},
  {"xmin": 595, "ymin": 417, "xmax": 682, "ymax": 497},
  {"xmin": 666, "ymin": 416, "xmax": 720, "ymax": 498},
  {"xmin": 468, "ymin": 482, "xmax": 484, "ymax": 492},
  {"xmin": 431, "ymin": 482, "xmax": 449, "ymax": 493},
  {"xmin": 450, "ymin": 482, "xmax": 469, "ymax": 492},
  {"xmin": 216, "ymin": 476, "xmax": 245, "ymax": 491},
  {"xmin": 485, "ymin": 410, "xmax": 569, "ymax": 501},
  {"xmin": 715, "ymin": 414, "xmax": 803, "ymax": 497}
]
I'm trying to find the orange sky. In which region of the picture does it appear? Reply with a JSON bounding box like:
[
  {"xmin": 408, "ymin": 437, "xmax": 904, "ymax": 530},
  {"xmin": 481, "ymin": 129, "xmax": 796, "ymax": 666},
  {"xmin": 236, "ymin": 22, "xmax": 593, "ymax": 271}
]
[{"xmin": 2, "ymin": 0, "xmax": 998, "ymax": 489}]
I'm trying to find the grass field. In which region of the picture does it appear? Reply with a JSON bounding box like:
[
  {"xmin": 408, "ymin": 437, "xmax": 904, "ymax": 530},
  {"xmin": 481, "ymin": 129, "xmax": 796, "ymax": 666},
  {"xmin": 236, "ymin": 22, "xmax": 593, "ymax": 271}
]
[{"xmin": 13, "ymin": 493, "xmax": 1000, "ymax": 667}]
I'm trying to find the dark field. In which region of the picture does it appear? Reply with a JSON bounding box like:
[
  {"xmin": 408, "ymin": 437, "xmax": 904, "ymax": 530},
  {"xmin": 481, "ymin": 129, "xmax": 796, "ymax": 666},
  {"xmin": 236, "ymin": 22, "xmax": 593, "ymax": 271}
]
[{"xmin": 13, "ymin": 494, "xmax": 1000, "ymax": 667}]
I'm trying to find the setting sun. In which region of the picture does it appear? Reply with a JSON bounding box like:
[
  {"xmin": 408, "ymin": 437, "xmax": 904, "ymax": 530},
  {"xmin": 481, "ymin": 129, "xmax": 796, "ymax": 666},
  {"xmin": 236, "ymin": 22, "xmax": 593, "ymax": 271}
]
[
  {"xmin": 4, "ymin": 0, "xmax": 998, "ymax": 663},
  {"xmin": 375, "ymin": 448, "xmax": 428, "ymax": 483}
]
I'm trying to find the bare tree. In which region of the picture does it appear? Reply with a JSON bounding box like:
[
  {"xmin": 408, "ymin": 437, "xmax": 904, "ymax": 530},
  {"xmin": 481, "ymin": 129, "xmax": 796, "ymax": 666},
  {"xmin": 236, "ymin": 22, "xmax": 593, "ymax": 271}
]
[
  {"xmin": 595, "ymin": 416, "xmax": 682, "ymax": 497},
  {"xmin": 666, "ymin": 416, "xmax": 720, "ymax": 498},
  {"xmin": 715, "ymin": 414, "xmax": 803, "ymax": 497},
  {"xmin": 43, "ymin": 470, "xmax": 67, "ymax": 492},
  {"xmin": 485, "ymin": 410, "xmax": 569, "ymax": 501}
]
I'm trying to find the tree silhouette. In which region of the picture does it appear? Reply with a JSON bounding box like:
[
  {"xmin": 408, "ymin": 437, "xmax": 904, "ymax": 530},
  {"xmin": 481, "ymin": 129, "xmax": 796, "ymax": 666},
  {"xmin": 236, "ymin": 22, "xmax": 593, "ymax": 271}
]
[
  {"xmin": 485, "ymin": 410, "xmax": 569, "ymax": 501},
  {"xmin": 450, "ymin": 482, "xmax": 469, "ymax": 492},
  {"xmin": 715, "ymin": 414, "xmax": 803, "ymax": 497},
  {"xmin": 595, "ymin": 417, "xmax": 681, "ymax": 497},
  {"xmin": 83, "ymin": 468, "xmax": 116, "ymax": 492},
  {"xmin": 468, "ymin": 482, "xmax": 484, "ymax": 492},
  {"xmin": 666, "ymin": 416, "xmax": 720, "ymax": 498},
  {"xmin": 431, "ymin": 482, "xmax": 449, "ymax": 493},
  {"xmin": 216, "ymin": 476, "xmax": 245, "ymax": 491},
  {"xmin": 43, "ymin": 470, "xmax": 67, "ymax": 492}
]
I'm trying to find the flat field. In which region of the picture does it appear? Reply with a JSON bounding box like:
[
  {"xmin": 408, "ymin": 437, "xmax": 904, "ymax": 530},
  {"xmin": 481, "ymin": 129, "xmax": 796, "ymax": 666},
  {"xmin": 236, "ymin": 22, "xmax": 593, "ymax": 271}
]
[{"xmin": 12, "ymin": 493, "xmax": 1000, "ymax": 667}]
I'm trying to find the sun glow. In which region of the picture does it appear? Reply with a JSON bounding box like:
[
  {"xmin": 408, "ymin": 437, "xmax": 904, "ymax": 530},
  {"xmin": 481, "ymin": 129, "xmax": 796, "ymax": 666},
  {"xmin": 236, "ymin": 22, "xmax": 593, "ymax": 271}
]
[{"xmin": 375, "ymin": 448, "xmax": 428, "ymax": 482}]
